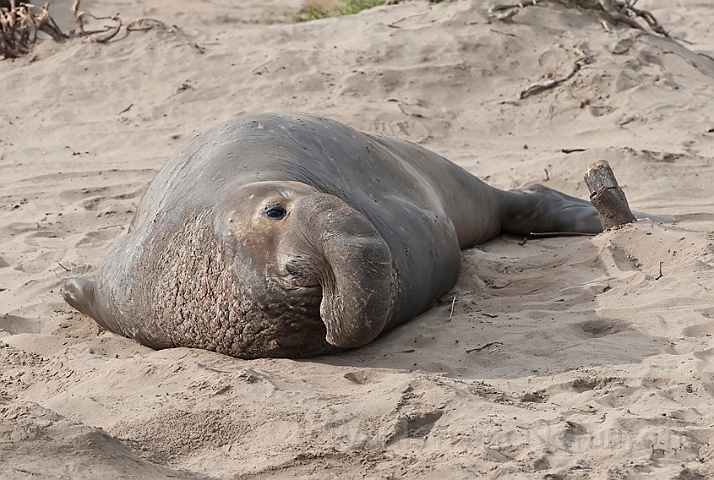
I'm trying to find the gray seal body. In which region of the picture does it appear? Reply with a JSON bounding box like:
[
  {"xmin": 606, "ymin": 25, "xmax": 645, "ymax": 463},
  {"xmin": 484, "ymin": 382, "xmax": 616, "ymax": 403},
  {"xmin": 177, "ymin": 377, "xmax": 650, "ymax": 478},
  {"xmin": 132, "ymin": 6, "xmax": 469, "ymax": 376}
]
[{"xmin": 62, "ymin": 113, "xmax": 601, "ymax": 358}]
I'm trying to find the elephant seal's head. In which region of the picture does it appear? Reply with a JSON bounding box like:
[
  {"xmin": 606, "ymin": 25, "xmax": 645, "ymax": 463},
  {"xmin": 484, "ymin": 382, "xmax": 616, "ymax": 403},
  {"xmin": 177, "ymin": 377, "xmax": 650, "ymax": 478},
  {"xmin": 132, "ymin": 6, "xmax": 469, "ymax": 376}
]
[
  {"xmin": 68, "ymin": 180, "xmax": 397, "ymax": 358},
  {"xmin": 214, "ymin": 181, "xmax": 396, "ymax": 353}
]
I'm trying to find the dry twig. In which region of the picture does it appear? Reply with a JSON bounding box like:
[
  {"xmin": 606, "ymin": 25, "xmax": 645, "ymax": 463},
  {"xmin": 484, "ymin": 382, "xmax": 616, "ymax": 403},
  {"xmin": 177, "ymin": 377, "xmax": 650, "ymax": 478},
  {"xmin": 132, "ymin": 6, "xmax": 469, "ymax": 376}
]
[
  {"xmin": 1, "ymin": 2, "xmax": 65, "ymax": 58},
  {"xmin": 466, "ymin": 342, "xmax": 503, "ymax": 354},
  {"xmin": 655, "ymin": 261, "xmax": 663, "ymax": 280},
  {"xmin": 597, "ymin": 0, "xmax": 644, "ymax": 31},
  {"xmin": 488, "ymin": 0, "xmax": 538, "ymax": 20},
  {"xmin": 520, "ymin": 59, "xmax": 584, "ymax": 99},
  {"xmin": 598, "ymin": 0, "xmax": 669, "ymax": 37},
  {"xmin": 72, "ymin": 0, "xmax": 121, "ymax": 43},
  {"xmin": 489, "ymin": 0, "xmax": 670, "ymax": 37},
  {"xmin": 126, "ymin": 18, "xmax": 166, "ymax": 32},
  {"xmin": 489, "ymin": 0, "xmax": 539, "ymax": 12},
  {"xmin": 388, "ymin": 7, "xmax": 431, "ymax": 28},
  {"xmin": 71, "ymin": 0, "xmax": 84, "ymax": 33},
  {"xmin": 87, "ymin": 13, "xmax": 121, "ymax": 43},
  {"xmin": 1, "ymin": 0, "xmax": 169, "ymax": 58}
]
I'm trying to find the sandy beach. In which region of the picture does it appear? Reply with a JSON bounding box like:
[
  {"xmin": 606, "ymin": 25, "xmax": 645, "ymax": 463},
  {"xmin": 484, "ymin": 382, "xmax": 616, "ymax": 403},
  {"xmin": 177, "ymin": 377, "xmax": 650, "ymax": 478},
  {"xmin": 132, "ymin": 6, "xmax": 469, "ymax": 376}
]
[{"xmin": 2, "ymin": 0, "xmax": 714, "ymax": 478}]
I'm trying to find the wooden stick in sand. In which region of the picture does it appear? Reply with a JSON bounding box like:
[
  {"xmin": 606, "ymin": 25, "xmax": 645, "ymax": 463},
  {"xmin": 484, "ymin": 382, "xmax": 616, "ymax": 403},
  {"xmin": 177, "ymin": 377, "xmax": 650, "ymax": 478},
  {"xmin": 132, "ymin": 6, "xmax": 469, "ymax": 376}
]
[{"xmin": 584, "ymin": 160, "xmax": 636, "ymax": 230}]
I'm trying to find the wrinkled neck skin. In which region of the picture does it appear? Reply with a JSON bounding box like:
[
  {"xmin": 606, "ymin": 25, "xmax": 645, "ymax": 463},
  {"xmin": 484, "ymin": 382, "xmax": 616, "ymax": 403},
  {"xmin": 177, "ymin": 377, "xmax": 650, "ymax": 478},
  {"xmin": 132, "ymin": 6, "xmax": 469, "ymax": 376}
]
[
  {"xmin": 110, "ymin": 209, "xmax": 339, "ymax": 359},
  {"xmin": 95, "ymin": 181, "xmax": 398, "ymax": 358}
]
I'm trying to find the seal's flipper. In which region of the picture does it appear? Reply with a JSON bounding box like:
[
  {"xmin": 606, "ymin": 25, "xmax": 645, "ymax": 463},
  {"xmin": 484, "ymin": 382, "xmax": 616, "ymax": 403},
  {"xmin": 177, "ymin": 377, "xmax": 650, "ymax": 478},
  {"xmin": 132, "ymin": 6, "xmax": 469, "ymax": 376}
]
[
  {"xmin": 497, "ymin": 184, "xmax": 603, "ymax": 235},
  {"xmin": 61, "ymin": 278, "xmax": 113, "ymax": 332}
]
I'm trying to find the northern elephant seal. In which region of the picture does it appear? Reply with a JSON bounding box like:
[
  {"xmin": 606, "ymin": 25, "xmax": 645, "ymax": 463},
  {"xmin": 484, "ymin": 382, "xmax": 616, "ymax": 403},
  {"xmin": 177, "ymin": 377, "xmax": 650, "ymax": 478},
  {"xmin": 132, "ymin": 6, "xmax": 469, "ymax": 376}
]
[{"xmin": 62, "ymin": 113, "xmax": 602, "ymax": 358}]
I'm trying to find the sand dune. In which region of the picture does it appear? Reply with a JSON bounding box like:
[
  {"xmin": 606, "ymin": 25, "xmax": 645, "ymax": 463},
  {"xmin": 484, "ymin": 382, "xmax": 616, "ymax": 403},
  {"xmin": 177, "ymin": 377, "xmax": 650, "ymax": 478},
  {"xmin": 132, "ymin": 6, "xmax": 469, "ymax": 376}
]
[{"xmin": 2, "ymin": 0, "xmax": 714, "ymax": 478}]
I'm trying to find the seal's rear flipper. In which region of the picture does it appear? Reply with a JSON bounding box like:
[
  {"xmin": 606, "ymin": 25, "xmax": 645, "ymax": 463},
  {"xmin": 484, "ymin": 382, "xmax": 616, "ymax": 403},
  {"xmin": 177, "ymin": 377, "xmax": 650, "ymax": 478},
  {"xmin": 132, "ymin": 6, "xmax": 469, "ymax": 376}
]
[
  {"xmin": 497, "ymin": 183, "xmax": 603, "ymax": 236},
  {"xmin": 61, "ymin": 278, "xmax": 113, "ymax": 332}
]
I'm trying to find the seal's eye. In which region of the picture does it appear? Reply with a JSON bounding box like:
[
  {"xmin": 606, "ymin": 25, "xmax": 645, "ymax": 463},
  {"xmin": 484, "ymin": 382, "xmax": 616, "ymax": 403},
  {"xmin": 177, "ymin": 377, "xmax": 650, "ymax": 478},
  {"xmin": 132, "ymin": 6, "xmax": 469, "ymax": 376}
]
[{"xmin": 262, "ymin": 204, "xmax": 287, "ymax": 220}]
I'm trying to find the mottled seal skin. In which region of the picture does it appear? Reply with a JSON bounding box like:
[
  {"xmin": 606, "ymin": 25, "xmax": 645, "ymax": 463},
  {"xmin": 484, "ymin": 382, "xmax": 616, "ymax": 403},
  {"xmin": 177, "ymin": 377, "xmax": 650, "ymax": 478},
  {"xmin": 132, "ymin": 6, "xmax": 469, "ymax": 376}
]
[{"xmin": 62, "ymin": 113, "xmax": 602, "ymax": 358}]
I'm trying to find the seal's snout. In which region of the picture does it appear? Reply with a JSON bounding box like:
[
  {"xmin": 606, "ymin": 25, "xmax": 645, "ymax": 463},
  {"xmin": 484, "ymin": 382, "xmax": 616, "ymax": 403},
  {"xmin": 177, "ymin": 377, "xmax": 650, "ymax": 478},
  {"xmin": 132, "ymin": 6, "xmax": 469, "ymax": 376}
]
[
  {"xmin": 292, "ymin": 194, "xmax": 395, "ymax": 349},
  {"xmin": 319, "ymin": 232, "xmax": 395, "ymax": 348}
]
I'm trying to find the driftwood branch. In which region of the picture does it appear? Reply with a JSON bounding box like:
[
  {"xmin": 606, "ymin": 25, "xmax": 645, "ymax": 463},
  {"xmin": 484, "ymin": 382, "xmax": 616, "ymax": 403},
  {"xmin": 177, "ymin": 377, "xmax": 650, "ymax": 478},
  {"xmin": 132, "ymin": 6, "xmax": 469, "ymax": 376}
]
[
  {"xmin": 72, "ymin": 0, "xmax": 121, "ymax": 43},
  {"xmin": 466, "ymin": 342, "xmax": 503, "ymax": 354},
  {"xmin": 86, "ymin": 13, "xmax": 121, "ymax": 43},
  {"xmin": 598, "ymin": 0, "xmax": 669, "ymax": 37},
  {"xmin": 1, "ymin": 0, "xmax": 167, "ymax": 58},
  {"xmin": 520, "ymin": 59, "xmax": 584, "ymax": 99},
  {"xmin": 584, "ymin": 160, "xmax": 636, "ymax": 230},
  {"xmin": 488, "ymin": 0, "xmax": 670, "ymax": 37},
  {"xmin": 126, "ymin": 18, "xmax": 166, "ymax": 32},
  {"xmin": 488, "ymin": 0, "xmax": 538, "ymax": 20},
  {"xmin": 71, "ymin": 0, "xmax": 84, "ymax": 33},
  {"xmin": 71, "ymin": 1, "xmax": 165, "ymax": 41},
  {"xmin": 489, "ymin": 0, "xmax": 539, "ymax": 12},
  {"xmin": 1, "ymin": 2, "xmax": 66, "ymax": 58},
  {"xmin": 598, "ymin": 0, "xmax": 644, "ymax": 32}
]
